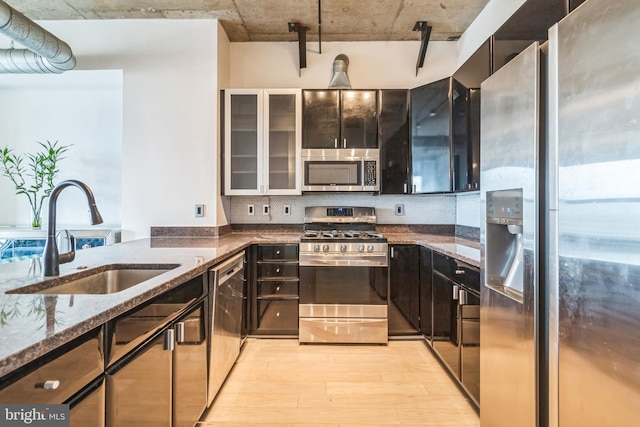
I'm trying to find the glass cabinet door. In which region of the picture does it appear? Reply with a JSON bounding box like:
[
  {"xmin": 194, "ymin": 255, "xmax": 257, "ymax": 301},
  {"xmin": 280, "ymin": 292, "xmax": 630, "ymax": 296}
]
[
  {"xmin": 341, "ymin": 90, "xmax": 378, "ymax": 148},
  {"xmin": 265, "ymin": 90, "xmax": 300, "ymax": 193},
  {"xmin": 302, "ymin": 90, "xmax": 340, "ymax": 148},
  {"xmin": 225, "ymin": 91, "xmax": 262, "ymax": 193},
  {"xmin": 410, "ymin": 78, "xmax": 452, "ymax": 193}
]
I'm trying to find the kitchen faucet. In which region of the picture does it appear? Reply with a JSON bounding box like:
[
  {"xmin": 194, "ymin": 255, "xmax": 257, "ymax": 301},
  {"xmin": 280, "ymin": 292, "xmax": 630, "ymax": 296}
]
[{"xmin": 42, "ymin": 180, "xmax": 103, "ymax": 276}]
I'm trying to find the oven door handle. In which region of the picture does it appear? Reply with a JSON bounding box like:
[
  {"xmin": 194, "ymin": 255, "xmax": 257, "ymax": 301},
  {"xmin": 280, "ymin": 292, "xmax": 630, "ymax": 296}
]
[{"xmin": 299, "ymin": 259, "xmax": 388, "ymax": 267}]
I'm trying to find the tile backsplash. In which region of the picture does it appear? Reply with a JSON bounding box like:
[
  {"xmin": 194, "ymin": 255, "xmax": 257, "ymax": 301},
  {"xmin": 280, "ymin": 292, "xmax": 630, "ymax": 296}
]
[{"xmin": 229, "ymin": 192, "xmax": 480, "ymax": 227}]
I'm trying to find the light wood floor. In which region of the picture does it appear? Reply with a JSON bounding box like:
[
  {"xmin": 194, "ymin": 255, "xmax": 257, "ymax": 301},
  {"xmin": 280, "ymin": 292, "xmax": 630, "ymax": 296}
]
[{"xmin": 199, "ymin": 338, "xmax": 479, "ymax": 426}]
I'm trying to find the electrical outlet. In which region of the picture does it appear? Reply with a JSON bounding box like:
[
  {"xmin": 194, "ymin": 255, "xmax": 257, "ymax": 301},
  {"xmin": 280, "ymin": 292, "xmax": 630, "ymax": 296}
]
[
  {"xmin": 395, "ymin": 204, "xmax": 405, "ymax": 216},
  {"xmin": 247, "ymin": 204, "xmax": 255, "ymax": 216},
  {"xmin": 283, "ymin": 204, "xmax": 291, "ymax": 216},
  {"xmin": 194, "ymin": 204, "xmax": 204, "ymax": 217},
  {"xmin": 262, "ymin": 204, "xmax": 270, "ymax": 215}
]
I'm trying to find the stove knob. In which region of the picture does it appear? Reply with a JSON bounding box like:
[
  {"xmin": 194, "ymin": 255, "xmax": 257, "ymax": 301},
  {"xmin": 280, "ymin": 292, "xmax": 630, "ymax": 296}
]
[
  {"xmin": 340, "ymin": 244, "xmax": 347, "ymax": 253},
  {"xmin": 313, "ymin": 244, "xmax": 320, "ymax": 252},
  {"xmin": 367, "ymin": 245, "xmax": 375, "ymax": 252},
  {"xmin": 322, "ymin": 244, "xmax": 330, "ymax": 252},
  {"xmin": 358, "ymin": 245, "xmax": 365, "ymax": 252}
]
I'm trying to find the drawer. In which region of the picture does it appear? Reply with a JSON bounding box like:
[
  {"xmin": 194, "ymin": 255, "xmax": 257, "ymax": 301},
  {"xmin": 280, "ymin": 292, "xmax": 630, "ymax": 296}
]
[
  {"xmin": 0, "ymin": 326, "xmax": 104, "ymax": 404},
  {"xmin": 432, "ymin": 252, "xmax": 480, "ymax": 292},
  {"xmin": 258, "ymin": 280, "xmax": 298, "ymax": 299},
  {"xmin": 258, "ymin": 262, "xmax": 298, "ymax": 279},
  {"xmin": 258, "ymin": 245, "xmax": 298, "ymax": 261},
  {"xmin": 255, "ymin": 299, "xmax": 299, "ymax": 334}
]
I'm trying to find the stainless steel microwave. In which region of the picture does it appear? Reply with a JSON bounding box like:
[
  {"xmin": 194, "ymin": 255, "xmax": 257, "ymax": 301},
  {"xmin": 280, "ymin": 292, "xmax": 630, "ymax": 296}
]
[{"xmin": 302, "ymin": 149, "xmax": 379, "ymax": 192}]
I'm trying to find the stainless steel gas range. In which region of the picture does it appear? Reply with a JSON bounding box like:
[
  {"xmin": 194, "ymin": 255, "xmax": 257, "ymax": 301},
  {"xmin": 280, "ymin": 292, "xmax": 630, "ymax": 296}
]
[{"xmin": 298, "ymin": 206, "xmax": 389, "ymax": 344}]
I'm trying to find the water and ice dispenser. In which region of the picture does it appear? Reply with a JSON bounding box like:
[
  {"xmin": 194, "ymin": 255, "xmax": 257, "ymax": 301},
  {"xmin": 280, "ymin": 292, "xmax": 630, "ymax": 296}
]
[{"xmin": 485, "ymin": 189, "xmax": 524, "ymax": 303}]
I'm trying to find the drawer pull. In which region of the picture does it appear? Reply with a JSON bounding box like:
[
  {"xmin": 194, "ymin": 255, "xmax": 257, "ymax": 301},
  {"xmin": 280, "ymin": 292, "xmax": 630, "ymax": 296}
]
[
  {"xmin": 276, "ymin": 250, "xmax": 281, "ymax": 255},
  {"xmin": 35, "ymin": 380, "xmax": 60, "ymax": 390},
  {"xmin": 276, "ymin": 268, "xmax": 280, "ymax": 273},
  {"xmin": 164, "ymin": 329, "xmax": 175, "ymax": 351},
  {"xmin": 175, "ymin": 322, "xmax": 185, "ymax": 343},
  {"xmin": 455, "ymin": 269, "xmax": 465, "ymax": 275}
]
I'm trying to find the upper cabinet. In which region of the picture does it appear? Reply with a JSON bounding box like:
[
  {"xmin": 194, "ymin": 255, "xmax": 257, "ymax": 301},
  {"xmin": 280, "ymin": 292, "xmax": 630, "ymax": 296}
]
[
  {"xmin": 224, "ymin": 89, "xmax": 301, "ymax": 196},
  {"xmin": 302, "ymin": 89, "xmax": 378, "ymax": 149},
  {"xmin": 379, "ymin": 89, "xmax": 411, "ymax": 194},
  {"xmin": 410, "ymin": 78, "xmax": 454, "ymax": 193}
]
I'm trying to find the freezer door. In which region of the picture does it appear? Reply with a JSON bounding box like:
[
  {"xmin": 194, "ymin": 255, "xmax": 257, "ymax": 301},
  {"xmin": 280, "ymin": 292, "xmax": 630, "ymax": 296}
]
[
  {"xmin": 549, "ymin": 0, "xmax": 640, "ymax": 426},
  {"xmin": 480, "ymin": 41, "xmax": 540, "ymax": 427}
]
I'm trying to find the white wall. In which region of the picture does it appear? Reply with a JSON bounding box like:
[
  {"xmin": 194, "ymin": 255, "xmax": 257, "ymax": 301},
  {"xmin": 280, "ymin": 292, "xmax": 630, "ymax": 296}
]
[
  {"xmin": 4, "ymin": 20, "xmax": 223, "ymax": 241},
  {"xmin": 456, "ymin": 0, "xmax": 528, "ymax": 68},
  {"xmin": 216, "ymin": 23, "xmax": 232, "ymax": 226},
  {"xmin": 230, "ymin": 41, "xmax": 458, "ymax": 89},
  {"xmin": 0, "ymin": 70, "xmax": 122, "ymax": 228}
]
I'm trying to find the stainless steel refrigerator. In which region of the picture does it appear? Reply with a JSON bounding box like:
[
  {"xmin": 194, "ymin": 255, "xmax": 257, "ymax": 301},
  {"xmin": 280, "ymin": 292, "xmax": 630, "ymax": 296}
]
[{"xmin": 480, "ymin": 0, "xmax": 640, "ymax": 426}]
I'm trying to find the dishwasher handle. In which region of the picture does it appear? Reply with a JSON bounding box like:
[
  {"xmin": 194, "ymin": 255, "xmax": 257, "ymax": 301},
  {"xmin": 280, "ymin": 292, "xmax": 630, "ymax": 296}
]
[{"xmin": 211, "ymin": 252, "xmax": 245, "ymax": 286}]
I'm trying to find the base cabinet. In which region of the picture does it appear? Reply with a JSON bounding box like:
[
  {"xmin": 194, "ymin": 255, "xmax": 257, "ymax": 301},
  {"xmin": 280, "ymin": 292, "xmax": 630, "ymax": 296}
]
[
  {"xmin": 105, "ymin": 274, "xmax": 207, "ymax": 427},
  {"xmin": 388, "ymin": 245, "xmax": 420, "ymax": 335},
  {"xmin": 249, "ymin": 244, "xmax": 299, "ymax": 335},
  {"xmin": 419, "ymin": 247, "xmax": 433, "ymax": 340},
  {"xmin": 68, "ymin": 376, "xmax": 105, "ymax": 427},
  {"xmin": 106, "ymin": 331, "xmax": 173, "ymax": 427},
  {"xmin": 430, "ymin": 252, "xmax": 480, "ymax": 405}
]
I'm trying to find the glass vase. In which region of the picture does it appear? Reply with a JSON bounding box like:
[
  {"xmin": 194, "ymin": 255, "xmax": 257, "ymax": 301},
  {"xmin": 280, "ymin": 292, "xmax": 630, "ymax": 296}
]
[{"xmin": 31, "ymin": 212, "xmax": 42, "ymax": 230}]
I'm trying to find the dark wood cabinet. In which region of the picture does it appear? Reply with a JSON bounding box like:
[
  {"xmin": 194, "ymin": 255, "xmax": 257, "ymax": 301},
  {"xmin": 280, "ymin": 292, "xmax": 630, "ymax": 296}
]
[
  {"xmin": 379, "ymin": 89, "xmax": 411, "ymax": 194},
  {"xmin": 249, "ymin": 244, "xmax": 299, "ymax": 335},
  {"xmin": 410, "ymin": 77, "xmax": 480, "ymax": 194},
  {"xmin": 419, "ymin": 246, "xmax": 433, "ymax": 340},
  {"xmin": 302, "ymin": 89, "xmax": 378, "ymax": 149},
  {"xmin": 431, "ymin": 251, "xmax": 480, "ymax": 405},
  {"xmin": 388, "ymin": 245, "xmax": 420, "ymax": 335},
  {"xmin": 410, "ymin": 78, "xmax": 453, "ymax": 193}
]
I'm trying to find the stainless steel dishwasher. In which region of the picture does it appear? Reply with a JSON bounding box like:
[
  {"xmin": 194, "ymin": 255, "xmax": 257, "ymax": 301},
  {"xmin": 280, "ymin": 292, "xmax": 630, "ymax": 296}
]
[{"xmin": 207, "ymin": 251, "xmax": 245, "ymax": 406}]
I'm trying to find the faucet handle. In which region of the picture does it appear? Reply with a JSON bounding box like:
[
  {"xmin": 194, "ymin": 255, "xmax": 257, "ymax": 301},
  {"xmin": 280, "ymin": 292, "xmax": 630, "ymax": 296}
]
[{"xmin": 59, "ymin": 236, "xmax": 76, "ymax": 265}]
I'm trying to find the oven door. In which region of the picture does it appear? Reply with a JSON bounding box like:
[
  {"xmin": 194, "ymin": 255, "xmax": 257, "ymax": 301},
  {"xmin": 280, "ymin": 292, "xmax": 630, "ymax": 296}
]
[{"xmin": 299, "ymin": 265, "xmax": 388, "ymax": 344}]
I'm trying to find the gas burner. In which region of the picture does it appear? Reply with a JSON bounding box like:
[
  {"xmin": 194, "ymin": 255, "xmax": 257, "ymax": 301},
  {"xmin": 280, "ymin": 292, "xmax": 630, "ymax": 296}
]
[
  {"xmin": 344, "ymin": 230, "xmax": 362, "ymax": 238},
  {"xmin": 367, "ymin": 232, "xmax": 383, "ymax": 239},
  {"xmin": 303, "ymin": 230, "xmax": 319, "ymax": 238},
  {"xmin": 321, "ymin": 231, "xmax": 336, "ymax": 238}
]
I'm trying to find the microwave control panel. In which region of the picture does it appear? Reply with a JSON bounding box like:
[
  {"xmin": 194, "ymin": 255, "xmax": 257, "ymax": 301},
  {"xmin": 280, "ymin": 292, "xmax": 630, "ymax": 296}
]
[{"xmin": 364, "ymin": 161, "xmax": 377, "ymax": 186}]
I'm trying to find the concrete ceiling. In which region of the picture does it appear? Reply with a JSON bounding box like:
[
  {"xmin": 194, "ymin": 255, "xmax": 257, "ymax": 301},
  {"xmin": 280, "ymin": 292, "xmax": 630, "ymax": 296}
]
[{"xmin": 3, "ymin": 0, "xmax": 491, "ymax": 42}]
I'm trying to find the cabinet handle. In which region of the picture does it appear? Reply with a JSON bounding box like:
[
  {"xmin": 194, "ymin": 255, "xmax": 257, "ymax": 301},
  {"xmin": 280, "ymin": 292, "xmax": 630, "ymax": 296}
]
[
  {"xmin": 390, "ymin": 247, "xmax": 395, "ymax": 258},
  {"xmin": 275, "ymin": 268, "xmax": 280, "ymax": 273},
  {"xmin": 276, "ymin": 250, "xmax": 281, "ymax": 255},
  {"xmin": 459, "ymin": 289, "xmax": 468, "ymax": 305},
  {"xmin": 175, "ymin": 322, "xmax": 185, "ymax": 343},
  {"xmin": 334, "ymin": 138, "xmax": 338, "ymax": 148},
  {"xmin": 164, "ymin": 329, "xmax": 175, "ymax": 351},
  {"xmin": 403, "ymin": 183, "xmax": 408, "ymax": 193},
  {"xmin": 343, "ymin": 138, "xmax": 347, "ymax": 148},
  {"xmin": 413, "ymin": 184, "xmax": 416, "ymax": 193},
  {"xmin": 455, "ymin": 269, "xmax": 465, "ymax": 275},
  {"xmin": 35, "ymin": 380, "xmax": 60, "ymax": 390},
  {"xmin": 453, "ymin": 285, "xmax": 460, "ymax": 300}
]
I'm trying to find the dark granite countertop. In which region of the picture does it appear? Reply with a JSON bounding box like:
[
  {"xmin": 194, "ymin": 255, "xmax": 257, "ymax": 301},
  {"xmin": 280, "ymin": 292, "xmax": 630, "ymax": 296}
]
[{"xmin": 0, "ymin": 231, "xmax": 478, "ymax": 378}]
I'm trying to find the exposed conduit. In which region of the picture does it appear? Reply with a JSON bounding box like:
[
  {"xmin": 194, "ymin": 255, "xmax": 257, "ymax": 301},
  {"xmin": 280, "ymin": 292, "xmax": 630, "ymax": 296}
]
[{"xmin": 0, "ymin": 0, "xmax": 76, "ymax": 73}]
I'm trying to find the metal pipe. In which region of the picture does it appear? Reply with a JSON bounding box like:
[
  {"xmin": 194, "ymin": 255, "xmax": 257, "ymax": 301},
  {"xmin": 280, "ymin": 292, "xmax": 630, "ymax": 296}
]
[{"xmin": 0, "ymin": 0, "xmax": 76, "ymax": 73}]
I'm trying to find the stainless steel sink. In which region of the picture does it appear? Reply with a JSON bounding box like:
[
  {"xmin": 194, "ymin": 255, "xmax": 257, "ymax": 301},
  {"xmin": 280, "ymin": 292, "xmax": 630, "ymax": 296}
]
[{"xmin": 7, "ymin": 264, "xmax": 180, "ymax": 295}]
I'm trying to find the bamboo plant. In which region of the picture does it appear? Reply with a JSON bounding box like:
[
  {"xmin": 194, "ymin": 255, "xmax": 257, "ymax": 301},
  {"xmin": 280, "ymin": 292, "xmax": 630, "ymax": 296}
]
[{"xmin": 0, "ymin": 140, "xmax": 71, "ymax": 229}]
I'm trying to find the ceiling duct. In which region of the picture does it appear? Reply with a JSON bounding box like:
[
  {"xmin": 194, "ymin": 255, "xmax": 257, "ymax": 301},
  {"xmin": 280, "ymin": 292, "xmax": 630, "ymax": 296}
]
[
  {"xmin": 328, "ymin": 54, "xmax": 351, "ymax": 89},
  {"xmin": 0, "ymin": 0, "xmax": 76, "ymax": 73}
]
